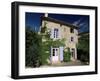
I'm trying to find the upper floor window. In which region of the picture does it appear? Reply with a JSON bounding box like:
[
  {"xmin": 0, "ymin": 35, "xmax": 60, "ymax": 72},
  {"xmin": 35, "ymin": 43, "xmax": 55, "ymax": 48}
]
[
  {"xmin": 70, "ymin": 28, "xmax": 74, "ymax": 33},
  {"xmin": 71, "ymin": 37, "xmax": 74, "ymax": 42},
  {"xmin": 50, "ymin": 28, "xmax": 60, "ymax": 39},
  {"xmin": 54, "ymin": 28, "xmax": 59, "ymax": 38}
]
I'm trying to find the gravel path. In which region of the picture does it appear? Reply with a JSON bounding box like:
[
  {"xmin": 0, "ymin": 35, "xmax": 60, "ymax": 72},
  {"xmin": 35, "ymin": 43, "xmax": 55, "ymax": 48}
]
[{"xmin": 40, "ymin": 60, "xmax": 87, "ymax": 68}]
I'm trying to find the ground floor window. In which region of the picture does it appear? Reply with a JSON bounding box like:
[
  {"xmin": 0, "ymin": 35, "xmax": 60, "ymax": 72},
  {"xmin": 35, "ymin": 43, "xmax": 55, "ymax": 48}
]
[{"xmin": 52, "ymin": 48, "xmax": 59, "ymax": 56}]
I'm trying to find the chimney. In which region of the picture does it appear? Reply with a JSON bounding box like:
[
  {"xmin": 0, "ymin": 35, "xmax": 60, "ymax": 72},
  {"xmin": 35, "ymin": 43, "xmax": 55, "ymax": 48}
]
[{"xmin": 44, "ymin": 13, "xmax": 48, "ymax": 17}]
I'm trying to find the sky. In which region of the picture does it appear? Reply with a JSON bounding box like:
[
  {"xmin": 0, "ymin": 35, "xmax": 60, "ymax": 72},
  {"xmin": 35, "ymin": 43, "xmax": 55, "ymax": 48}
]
[{"xmin": 25, "ymin": 12, "xmax": 89, "ymax": 33}]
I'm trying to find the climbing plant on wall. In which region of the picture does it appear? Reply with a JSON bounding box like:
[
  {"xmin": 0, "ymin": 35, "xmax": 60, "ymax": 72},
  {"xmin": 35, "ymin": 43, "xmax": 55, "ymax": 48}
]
[{"xmin": 40, "ymin": 21, "xmax": 66, "ymax": 65}]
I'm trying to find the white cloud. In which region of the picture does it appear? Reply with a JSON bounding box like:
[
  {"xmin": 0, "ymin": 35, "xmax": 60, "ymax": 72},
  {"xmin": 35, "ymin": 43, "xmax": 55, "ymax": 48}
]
[{"xmin": 73, "ymin": 19, "xmax": 82, "ymax": 26}]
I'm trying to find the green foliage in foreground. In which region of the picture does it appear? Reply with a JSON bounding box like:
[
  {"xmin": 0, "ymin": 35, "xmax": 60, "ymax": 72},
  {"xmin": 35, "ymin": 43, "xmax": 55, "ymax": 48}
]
[
  {"xmin": 64, "ymin": 48, "xmax": 71, "ymax": 62},
  {"xmin": 25, "ymin": 26, "xmax": 66, "ymax": 67},
  {"xmin": 25, "ymin": 27, "xmax": 42, "ymax": 67},
  {"xmin": 77, "ymin": 34, "xmax": 89, "ymax": 64}
]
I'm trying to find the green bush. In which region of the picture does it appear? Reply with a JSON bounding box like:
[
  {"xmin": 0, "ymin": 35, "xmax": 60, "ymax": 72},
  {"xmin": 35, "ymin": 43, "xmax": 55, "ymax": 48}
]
[
  {"xmin": 25, "ymin": 27, "xmax": 42, "ymax": 67},
  {"xmin": 64, "ymin": 48, "xmax": 71, "ymax": 62},
  {"xmin": 77, "ymin": 34, "xmax": 89, "ymax": 64},
  {"xmin": 40, "ymin": 43, "xmax": 50, "ymax": 65},
  {"xmin": 77, "ymin": 49, "xmax": 89, "ymax": 64}
]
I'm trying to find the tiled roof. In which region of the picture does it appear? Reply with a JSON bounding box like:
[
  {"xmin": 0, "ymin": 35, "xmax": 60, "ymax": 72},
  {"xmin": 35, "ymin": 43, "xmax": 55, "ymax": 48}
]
[{"xmin": 41, "ymin": 16, "xmax": 78, "ymax": 29}]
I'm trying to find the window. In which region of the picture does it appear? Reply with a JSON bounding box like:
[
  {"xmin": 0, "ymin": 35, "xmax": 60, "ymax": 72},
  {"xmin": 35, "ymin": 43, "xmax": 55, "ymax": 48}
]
[
  {"xmin": 71, "ymin": 48, "xmax": 75, "ymax": 59},
  {"xmin": 52, "ymin": 48, "xmax": 58, "ymax": 56},
  {"xmin": 50, "ymin": 28, "xmax": 60, "ymax": 39},
  {"xmin": 70, "ymin": 28, "xmax": 74, "ymax": 33},
  {"xmin": 71, "ymin": 37, "xmax": 74, "ymax": 42},
  {"xmin": 53, "ymin": 49, "xmax": 55, "ymax": 56},
  {"xmin": 55, "ymin": 49, "xmax": 58, "ymax": 56},
  {"xmin": 54, "ymin": 28, "xmax": 59, "ymax": 38}
]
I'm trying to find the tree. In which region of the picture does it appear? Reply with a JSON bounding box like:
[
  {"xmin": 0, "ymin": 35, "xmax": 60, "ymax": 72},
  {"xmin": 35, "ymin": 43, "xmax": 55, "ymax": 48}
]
[
  {"xmin": 25, "ymin": 26, "xmax": 42, "ymax": 67},
  {"xmin": 77, "ymin": 33, "xmax": 89, "ymax": 64}
]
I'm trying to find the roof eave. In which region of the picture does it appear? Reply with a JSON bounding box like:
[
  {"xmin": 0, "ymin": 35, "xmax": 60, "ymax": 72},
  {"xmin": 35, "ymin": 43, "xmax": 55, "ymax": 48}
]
[{"xmin": 41, "ymin": 16, "xmax": 79, "ymax": 29}]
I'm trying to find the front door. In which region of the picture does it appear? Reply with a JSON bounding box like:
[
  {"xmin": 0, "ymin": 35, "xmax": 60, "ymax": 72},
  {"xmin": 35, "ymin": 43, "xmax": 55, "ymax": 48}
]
[{"xmin": 52, "ymin": 48, "xmax": 59, "ymax": 63}]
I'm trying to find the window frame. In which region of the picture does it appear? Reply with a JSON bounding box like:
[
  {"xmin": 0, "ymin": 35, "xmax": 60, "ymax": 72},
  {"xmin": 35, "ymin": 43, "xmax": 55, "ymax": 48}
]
[{"xmin": 70, "ymin": 28, "xmax": 74, "ymax": 33}]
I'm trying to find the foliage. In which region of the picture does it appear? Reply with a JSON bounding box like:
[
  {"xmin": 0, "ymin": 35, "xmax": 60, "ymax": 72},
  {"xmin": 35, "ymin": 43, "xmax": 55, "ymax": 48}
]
[
  {"xmin": 25, "ymin": 27, "xmax": 42, "ymax": 67},
  {"xmin": 40, "ymin": 34, "xmax": 66, "ymax": 65},
  {"xmin": 26, "ymin": 22, "xmax": 67, "ymax": 67},
  {"xmin": 41, "ymin": 22, "xmax": 47, "ymax": 33},
  {"xmin": 64, "ymin": 48, "xmax": 71, "ymax": 62},
  {"xmin": 78, "ymin": 34, "xmax": 89, "ymax": 52},
  {"xmin": 40, "ymin": 22, "xmax": 66, "ymax": 65},
  {"xmin": 77, "ymin": 49, "xmax": 89, "ymax": 63},
  {"xmin": 40, "ymin": 42, "xmax": 50, "ymax": 65},
  {"xmin": 77, "ymin": 34, "xmax": 89, "ymax": 64}
]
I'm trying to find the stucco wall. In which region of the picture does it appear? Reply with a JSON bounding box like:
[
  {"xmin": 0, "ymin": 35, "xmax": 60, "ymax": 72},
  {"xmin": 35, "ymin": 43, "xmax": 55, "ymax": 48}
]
[{"xmin": 41, "ymin": 20, "xmax": 78, "ymax": 50}]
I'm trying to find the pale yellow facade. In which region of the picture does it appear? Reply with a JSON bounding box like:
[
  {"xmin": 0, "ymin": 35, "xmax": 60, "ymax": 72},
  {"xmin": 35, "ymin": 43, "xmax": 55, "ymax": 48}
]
[{"xmin": 41, "ymin": 19, "xmax": 78, "ymax": 62}]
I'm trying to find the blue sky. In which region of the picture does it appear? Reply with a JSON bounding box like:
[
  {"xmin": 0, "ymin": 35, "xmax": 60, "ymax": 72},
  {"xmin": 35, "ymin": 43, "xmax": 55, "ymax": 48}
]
[{"xmin": 25, "ymin": 12, "xmax": 89, "ymax": 33}]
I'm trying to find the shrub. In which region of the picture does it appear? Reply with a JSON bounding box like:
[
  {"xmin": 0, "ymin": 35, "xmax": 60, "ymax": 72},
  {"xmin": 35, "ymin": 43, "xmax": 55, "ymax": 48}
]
[
  {"xmin": 77, "ymin": 34, "xmax": 89, "ymax": 64},
  {"xmin": 77, "ymin": 49, "xmax": 89, "ymax": 64},
  {"xmin": 25, "ymin": 27, "xmax": 42, "ymax": 67},
  {"xmin": 64, "ymin": 48, "xmax": 71, "ymax": 62}
]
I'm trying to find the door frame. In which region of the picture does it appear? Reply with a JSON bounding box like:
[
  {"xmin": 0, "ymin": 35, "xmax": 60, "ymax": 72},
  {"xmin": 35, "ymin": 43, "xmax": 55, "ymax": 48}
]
[
  {"xmin": 51, "ymin": 47, "xmax": 59, "ymax": 63},
  {"xmin": 71, "ymin": 48, "xmax": 76, "ymax": 60}
]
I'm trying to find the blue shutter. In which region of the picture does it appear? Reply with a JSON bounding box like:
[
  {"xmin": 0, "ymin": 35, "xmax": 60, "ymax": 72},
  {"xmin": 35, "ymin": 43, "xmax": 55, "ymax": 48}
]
[{"xmin": 59, "ymin": 46, "xmax": 63, "ymax": 61}]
